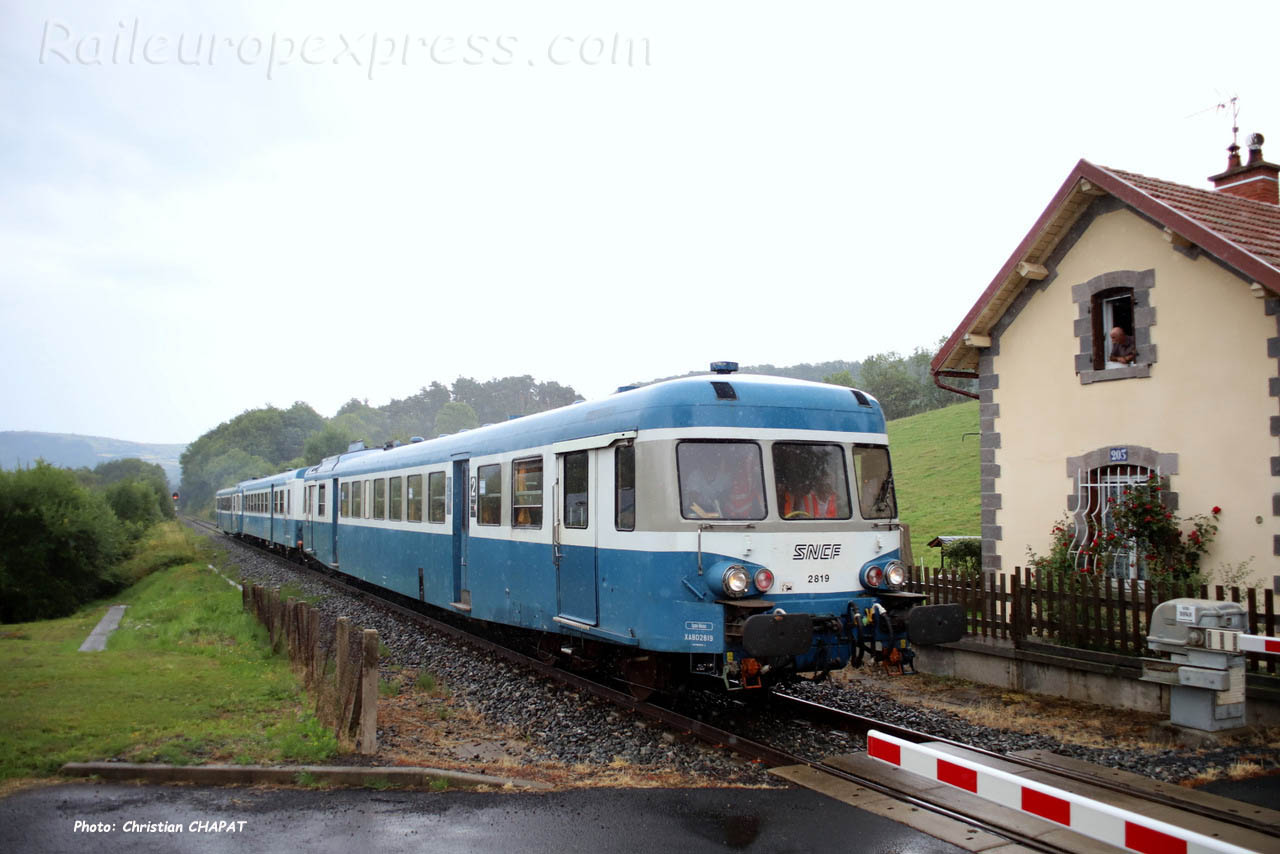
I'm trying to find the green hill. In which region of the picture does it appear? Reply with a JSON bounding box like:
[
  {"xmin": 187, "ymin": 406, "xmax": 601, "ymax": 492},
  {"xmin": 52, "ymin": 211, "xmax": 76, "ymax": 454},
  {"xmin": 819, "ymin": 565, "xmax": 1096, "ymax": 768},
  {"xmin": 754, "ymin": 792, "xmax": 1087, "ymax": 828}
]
[{"xmin": 887, "ymin": 400, "xmax": 980, "ymax": 565}]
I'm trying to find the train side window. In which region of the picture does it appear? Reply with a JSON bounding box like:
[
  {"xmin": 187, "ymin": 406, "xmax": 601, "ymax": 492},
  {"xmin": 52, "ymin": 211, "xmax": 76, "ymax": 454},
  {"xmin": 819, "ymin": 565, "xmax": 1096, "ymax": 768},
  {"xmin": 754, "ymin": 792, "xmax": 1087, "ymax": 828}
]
[
  {"xmin": 389, "ymin": 476, "xmax": 403, "ymax": 521},
  {"xmin": 563, "ymin": 451, "xmax": 589, "ymax": 529},
  {"xmin": 615, "ymin": 445, "xmax": 635, "ymax": 531},
  {"xmin": 318, "ymin": 485, "xmax": 326, "ymax": 518},
  {"xmin": 287, "ymin": 491, "xmax": 291, "ymax": 515},
  {"xmin": 773, "ymin": 443, "xmax": 852, "ymax": 520},
  {"xmin": 373, "ymin": 478, "xmax": 386, "ymax": 520},
  {"xmin": 512, "ymin": 457, "xmax": 543, "ymax": 528},
  {"xmin": 851, "ymin": 445, "xmax": 897, "ymax": 520},
  {"xmin": 351, "ymin": 479, "xmax": 363, "ymax": 518},
  {"xmin": 340, "ymin": 483, "xmax": 350, "ymax": 518},
  {"xmin": 676, "ymin": 441, "xmax": 766, "ymax": 520},
  {"xmin": 477, "ymin": 463, "xmax": 501, "ymax": 526},
  {"xmin": 407, "ymin": 474, "xmax": 423, "ymax": 522},
  {"xmin": 428, "ymin": 472, "xmax": 446, "ymax": 523}
]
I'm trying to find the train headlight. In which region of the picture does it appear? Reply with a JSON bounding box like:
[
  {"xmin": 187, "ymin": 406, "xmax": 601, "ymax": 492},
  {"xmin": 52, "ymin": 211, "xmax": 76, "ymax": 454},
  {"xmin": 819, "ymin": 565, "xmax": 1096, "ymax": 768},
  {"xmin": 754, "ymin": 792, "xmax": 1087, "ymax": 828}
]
[
  {"xmin": 753, "ymin": 567, "xmax": 774, "ymax": 593},
  {"xmin": 885, "ymin": 561, "xmax": 907, "ymax": 589},
  {"xmin": 863, "ymin": 565, "xmax": 884, "ymax": 589},
  {"xmin": 722, "ymin": 565, "xmax": 751, "ymax": 597}
]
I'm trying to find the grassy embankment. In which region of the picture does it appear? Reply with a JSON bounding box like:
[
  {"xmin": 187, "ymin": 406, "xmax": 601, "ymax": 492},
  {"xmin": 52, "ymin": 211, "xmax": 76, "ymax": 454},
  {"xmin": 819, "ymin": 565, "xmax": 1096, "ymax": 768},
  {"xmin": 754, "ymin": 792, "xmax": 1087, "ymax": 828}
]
[
  {"xmin": 887, "ymin": 399, "xmax": 981, "ymax": 564},
  {"xmin": 0, "ymin": 522, "xmax": 336, "ymax": 782}
]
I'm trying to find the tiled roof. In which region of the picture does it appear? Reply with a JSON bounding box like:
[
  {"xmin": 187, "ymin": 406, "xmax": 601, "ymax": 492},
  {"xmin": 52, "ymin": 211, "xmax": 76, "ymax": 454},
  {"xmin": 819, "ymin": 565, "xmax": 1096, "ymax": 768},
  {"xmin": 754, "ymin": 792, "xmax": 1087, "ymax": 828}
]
[{"xmin": 1101, "ymin": 167, "xmax": 1280, "ymax": 270}]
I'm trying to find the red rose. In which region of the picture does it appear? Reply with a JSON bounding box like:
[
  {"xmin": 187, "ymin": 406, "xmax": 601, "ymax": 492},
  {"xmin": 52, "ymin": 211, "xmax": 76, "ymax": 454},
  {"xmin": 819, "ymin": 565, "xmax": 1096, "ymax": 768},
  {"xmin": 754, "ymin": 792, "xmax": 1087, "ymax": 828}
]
[{"xmin": 1212, "ymin": 506, "xmax": 1221, "ymax": 515}]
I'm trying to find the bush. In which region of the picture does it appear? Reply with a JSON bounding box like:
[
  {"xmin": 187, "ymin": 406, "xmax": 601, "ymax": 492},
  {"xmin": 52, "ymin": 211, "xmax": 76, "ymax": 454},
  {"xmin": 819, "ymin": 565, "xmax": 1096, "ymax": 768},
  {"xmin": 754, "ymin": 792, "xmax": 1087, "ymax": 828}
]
[{"xmin": 0, "ymin": 463, "xmax": 128, "ymax": 623}]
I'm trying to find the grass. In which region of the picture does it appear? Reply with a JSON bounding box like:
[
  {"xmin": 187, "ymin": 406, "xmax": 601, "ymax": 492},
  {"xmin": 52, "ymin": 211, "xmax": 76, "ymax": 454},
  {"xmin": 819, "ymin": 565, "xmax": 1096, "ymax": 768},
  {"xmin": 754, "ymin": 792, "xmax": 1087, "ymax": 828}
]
[
  {"xmin": 887, "ymin": 400, "xmax": 981, "ymax": 563},
  {"xmin": 0, "ymin": 523, "xmax": 337, "ymax": 780}
]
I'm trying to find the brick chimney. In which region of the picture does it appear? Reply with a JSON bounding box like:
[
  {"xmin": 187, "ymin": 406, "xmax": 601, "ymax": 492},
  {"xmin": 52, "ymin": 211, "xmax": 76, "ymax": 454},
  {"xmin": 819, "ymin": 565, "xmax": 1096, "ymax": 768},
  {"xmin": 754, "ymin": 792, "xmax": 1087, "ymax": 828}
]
[{"xmin": 1208, "ymin": 133, "xmax": 1279, "ymax": 204}]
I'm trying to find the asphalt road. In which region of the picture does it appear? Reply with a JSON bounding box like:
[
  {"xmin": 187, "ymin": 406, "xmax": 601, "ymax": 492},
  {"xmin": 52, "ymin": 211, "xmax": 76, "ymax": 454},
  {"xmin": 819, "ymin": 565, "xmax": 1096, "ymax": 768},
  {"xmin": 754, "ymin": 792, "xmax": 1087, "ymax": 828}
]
[{"xmin": 1, "ymin": 783, "xmax": 968, "ymax": 854}]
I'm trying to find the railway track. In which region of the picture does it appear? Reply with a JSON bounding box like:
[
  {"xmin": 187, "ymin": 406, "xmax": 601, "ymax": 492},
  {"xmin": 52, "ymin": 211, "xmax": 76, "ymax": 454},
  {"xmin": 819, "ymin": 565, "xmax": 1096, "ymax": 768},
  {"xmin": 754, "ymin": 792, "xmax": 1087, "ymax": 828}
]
[{"xmin": 190, "ymin": 518, "xmax": 1276, "ymax": 853}]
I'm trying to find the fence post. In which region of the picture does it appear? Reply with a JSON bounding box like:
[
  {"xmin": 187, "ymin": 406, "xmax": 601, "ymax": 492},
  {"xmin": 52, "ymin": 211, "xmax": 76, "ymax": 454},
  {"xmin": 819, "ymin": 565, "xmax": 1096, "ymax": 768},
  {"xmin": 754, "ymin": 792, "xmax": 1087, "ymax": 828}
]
[
  {"xmin": 357, "ymin": 629, "xmax": 379, "ymax": 754},
  {"xmin": 335, "ymin": 617, "xmax": 356, "ymax": 739}
]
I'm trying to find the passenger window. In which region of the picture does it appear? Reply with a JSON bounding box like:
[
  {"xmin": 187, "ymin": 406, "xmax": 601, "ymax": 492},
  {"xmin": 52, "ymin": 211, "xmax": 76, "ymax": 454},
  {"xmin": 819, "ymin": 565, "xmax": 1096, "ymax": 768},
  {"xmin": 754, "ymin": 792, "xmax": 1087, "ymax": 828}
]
[
  {"xmin": 373, "ymin": 478, "xmax": 386, "ymax": 520},
  {"xmin": 389, "ymin": 476, "xmax": 403, "ymax": 521},
  {"xmin": 512, "ymin": 457, "xmax": 543, "ymax": 528},
  {"xmin": 340, "ymin": 483, "xmax": 350, "ymax": 518},
  {"xmin": 676, "ymin": 441, "xmax": 766, "ymax": 520},
  {"xmin": 851, "ymin": 445, "xmax": 897, "ymax": 520},
  {"xmin": 351, "ymin": 480, "xmax": 363, "ymax": 518},
  {"xmin": 407, "ymin": 474, "xmax": 423, "ymax": 522},
  {"xmin": 563, "ymin": 451, "xmax": 589, "ymax": 529},
  {"xmin": 773, "ymin": 443, "xmax": 852, "ymax": 520},
  {"xmin": 318, "ymin": 484, "xmax": 326, "ymax": 518},
  {"xmin": 615, "ymin": 445, "xmax": 635, "ymax": 531},
  {"xmin": 428, "ymin": 472, "xmax": 446, "ymax": 523},
  {"xmin": 477, "ymin": 463, "xmax": 501, "ymax": 526}
]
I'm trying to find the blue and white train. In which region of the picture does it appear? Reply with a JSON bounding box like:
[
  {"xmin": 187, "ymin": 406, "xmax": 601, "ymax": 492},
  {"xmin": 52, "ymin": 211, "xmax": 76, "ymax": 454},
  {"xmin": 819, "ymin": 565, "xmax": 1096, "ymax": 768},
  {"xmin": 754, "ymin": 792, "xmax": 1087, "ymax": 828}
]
[{"xmin": 216, "ymin": 366, "xmax": 962, "ymax": 691}]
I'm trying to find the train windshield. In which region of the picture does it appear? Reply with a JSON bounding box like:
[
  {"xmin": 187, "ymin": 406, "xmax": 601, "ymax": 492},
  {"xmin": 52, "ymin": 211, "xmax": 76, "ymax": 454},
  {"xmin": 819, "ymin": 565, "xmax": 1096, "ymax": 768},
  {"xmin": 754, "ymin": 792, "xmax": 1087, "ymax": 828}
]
[
  {"xmin": 773, "ymin": 443, "xmax": 852, "ymax": 520},
  {"xmin": 677, "ymin": 441, "xmax": 767, "ymax": 520},
  {"xmin": 851, "ymin": 445, "xmax": 897, "ymax": 519}
]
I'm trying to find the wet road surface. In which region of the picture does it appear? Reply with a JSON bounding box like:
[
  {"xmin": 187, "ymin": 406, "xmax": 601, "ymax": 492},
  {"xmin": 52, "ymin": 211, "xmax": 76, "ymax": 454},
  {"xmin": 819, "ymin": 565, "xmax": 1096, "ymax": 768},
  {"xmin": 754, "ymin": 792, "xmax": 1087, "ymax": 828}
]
[{"xmin": 1, "ymin": 783, "xmax": 967, "ymax": 854}]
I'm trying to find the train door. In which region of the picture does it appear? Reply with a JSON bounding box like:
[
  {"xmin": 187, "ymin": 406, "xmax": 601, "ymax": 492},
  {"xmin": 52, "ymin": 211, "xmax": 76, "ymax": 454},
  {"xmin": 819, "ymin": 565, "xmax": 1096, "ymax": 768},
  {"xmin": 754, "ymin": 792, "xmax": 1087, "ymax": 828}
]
[
  {"xmin": 270, "ymin": 486, "xmax": 277, "ymax": 544},
  {"xmin": 451, "ymin": 458, "xmax": 470, "ymax": 609},
  {"xmin": 236, "ymin": 491, "xmax": 244, "ymax": 534},
  {"xmin": 555, "ymin": 449, "xmax": 598, "ymax": 625},
  {"xmin": 303, "ymin": 483, "xmax": 315, "ymax": 553},
  {"xmin": 329, "ymin": 477, "xmax": 339, "ymax": 566}
]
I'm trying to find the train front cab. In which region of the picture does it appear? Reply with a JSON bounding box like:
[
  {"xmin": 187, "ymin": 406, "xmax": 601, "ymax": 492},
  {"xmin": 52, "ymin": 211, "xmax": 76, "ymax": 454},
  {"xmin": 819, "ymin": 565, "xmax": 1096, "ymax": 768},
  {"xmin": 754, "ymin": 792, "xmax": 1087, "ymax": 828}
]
[{"xmin": 599, "ymin": 429, "xmax": 964, "ymax": 691}]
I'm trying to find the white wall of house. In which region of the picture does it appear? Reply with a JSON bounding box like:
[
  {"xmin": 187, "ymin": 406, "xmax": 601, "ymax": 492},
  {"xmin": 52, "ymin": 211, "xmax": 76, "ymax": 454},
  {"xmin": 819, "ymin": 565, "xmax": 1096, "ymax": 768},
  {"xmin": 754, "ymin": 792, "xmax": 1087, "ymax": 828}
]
[{"xmin": 992, "ymin": 207, "xmax": 1276, "ymax": 588}]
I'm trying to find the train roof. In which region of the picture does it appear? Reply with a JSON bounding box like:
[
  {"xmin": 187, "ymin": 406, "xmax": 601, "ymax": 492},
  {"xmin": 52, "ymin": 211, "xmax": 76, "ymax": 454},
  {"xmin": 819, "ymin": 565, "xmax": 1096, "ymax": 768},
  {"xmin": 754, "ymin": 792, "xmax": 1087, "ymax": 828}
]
[
  {"xmin": 229, "ymin": 468, "xmax": 307, "ymax": 492},
  {"xmin": 306, "ymin": 373, "xmax": 886, "ymax": 480}
]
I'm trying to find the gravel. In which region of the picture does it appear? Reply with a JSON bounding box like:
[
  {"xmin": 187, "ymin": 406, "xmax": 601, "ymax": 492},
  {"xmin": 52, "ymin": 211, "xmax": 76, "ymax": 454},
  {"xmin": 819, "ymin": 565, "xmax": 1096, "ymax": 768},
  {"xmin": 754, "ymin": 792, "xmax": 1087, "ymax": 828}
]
[{"xmin": 196, "ymin": 523, "xmax": 1279, "ymax": 787}]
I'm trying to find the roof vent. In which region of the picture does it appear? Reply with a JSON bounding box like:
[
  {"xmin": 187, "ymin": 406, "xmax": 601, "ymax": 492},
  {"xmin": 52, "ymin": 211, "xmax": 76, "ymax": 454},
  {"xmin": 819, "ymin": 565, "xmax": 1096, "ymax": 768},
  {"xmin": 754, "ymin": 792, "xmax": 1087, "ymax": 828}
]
[
  {"xmin": 410, "ymin": 436, "xmax": 425, "ymax": 443},
  {"xmin": 851, "ymin": 389, "xmax": 870, "ymax": 406},
  {"xmin": 615, "ymin": 384, "xmax": 640, "ymax": 394},
  {"xmin": 710, "ymin": 361, "xmax": 738, "ymax": 374},
  {"xmin": 347, "ymin": 441, "xmax": 366, "ymax": 452},
  {"xmin": 711, "ymin": 381, "xmax": 737, "ymax": 400}
]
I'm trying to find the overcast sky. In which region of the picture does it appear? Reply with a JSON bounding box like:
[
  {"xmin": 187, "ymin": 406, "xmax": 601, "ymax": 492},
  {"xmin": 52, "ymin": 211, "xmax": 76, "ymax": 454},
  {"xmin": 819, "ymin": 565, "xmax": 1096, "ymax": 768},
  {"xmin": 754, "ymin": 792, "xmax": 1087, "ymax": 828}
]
[{"xmin": 3, "ymin": 1, "xmax": 1277, "ymax": 443}]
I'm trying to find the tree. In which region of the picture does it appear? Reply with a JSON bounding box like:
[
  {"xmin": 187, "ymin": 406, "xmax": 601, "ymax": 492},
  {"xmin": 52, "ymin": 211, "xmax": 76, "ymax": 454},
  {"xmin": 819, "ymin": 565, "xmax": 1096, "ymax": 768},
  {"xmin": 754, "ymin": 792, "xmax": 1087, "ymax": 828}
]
[
  {"xmin": 434, "ymin": 401, "xmax": 479, "ymax": 436},
  {"xmin": 303, "ymin": 423, "xmax": 358, "ymax": 466},
  {"xmin": 822, "ymin": 370, "xmax": 857, "ymax": 388},
  {"xmin": 0, "ymin": 462, "xmax": 126, "ymax": 622},
  {"xmin": 858, "ymin": 353, "xmax": 921, "ymax": 419}
]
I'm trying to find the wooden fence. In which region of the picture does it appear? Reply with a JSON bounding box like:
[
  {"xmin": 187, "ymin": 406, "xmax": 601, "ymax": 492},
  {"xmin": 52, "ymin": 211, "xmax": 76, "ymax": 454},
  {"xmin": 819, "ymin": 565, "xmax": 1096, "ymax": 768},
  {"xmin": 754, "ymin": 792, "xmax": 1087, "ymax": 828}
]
[
  {"xmin": 243, "ymin": 583, "xmax": 380, "ymax": 753},
  {"xmin": 908, "ymin": 566, "xmax": 1278, "ymax": 676}
]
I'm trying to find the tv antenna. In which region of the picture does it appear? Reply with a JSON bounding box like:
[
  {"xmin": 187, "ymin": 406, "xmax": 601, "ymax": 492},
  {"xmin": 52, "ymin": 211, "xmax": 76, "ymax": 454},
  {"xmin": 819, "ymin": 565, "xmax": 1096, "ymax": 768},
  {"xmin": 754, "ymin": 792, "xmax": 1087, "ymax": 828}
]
[{"xmin": 1217, "ymin": 95, "xmax": 1240, "ymax": 150}]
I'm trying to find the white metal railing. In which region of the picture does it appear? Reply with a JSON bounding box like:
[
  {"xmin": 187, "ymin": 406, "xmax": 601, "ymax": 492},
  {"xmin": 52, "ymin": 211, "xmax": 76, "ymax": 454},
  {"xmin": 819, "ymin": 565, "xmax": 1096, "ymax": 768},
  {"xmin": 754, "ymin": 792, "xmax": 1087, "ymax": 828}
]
[{"xmin": 1068, "ymin": 464, "xmax": 1156, "ymax": 580}]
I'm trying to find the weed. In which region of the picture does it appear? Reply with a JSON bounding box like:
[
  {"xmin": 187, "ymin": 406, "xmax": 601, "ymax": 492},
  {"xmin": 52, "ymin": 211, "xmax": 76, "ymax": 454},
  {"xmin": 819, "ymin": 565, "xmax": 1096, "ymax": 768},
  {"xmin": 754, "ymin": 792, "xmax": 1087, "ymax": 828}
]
[
  {"xmin": 379, "ymin": 677, "xmax": 401, "ymax": 698},
  {"xmin": 428, "ymin": 777, "xmax": 449, "ymax": 792},
  {"xmin": 365, "ymin": 776, "xmax": 397, "ymax": 791},
  {"xmin": 415, "ymin": 671, "xmax": 437, "ymax": 693}
]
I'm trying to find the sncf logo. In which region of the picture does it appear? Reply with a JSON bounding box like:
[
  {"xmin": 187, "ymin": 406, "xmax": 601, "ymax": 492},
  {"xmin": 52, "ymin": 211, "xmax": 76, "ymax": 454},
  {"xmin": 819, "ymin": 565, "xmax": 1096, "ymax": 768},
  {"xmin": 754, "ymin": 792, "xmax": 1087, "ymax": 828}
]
[{"xmin": 792, "ymin": 544, "xmax": 842, "ymax": 560}]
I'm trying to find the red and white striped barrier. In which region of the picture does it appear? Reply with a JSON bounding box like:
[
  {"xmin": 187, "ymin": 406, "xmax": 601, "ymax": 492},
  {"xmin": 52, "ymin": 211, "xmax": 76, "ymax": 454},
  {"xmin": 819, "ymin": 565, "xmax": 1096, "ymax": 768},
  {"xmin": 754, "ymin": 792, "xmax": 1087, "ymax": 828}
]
[
  {"xmin": 866, "ymin": 730, "xmax": 1256, "ymax": 854},
  {"xmin": 1238, "ymin": 633, "xmax": 1280, "ymax": 656}
]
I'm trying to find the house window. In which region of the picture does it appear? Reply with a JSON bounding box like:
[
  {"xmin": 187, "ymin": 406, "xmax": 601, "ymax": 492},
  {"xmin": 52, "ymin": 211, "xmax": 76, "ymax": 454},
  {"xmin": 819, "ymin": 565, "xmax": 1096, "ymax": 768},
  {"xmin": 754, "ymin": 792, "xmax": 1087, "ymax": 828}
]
[
  {"xmin": 1091, "ymin": 287, "xmax": 1135, "ymax": 370},
  {"xmin": 1070, "ymin": 463, "xmax": 1154, "ymax": 580},
  {"xmin": 1073, "ymin": 269, "xmax": 1155, "ymax": 384}
]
